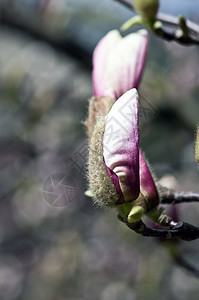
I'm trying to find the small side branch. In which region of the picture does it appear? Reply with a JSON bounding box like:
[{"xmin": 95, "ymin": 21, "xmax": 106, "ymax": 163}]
[
  {"xmin": 114, "ymin": 0, "xmax": 199, "ymax": 46},
  {"xmin": 159, "ymin": 186, "xmax": 199, "ymax": 205}
]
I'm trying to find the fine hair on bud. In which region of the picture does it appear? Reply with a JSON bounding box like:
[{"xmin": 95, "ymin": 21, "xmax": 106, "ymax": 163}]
[
  {"xmin": 88, "ymin": 116, "xmax": 120, "ymax": 207},
  {"xmin": 84, "ymin": 96, "xmax": 115, "ymax": 139}
]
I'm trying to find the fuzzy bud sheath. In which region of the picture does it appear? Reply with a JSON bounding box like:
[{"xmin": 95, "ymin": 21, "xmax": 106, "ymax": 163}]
[
  {"xmin": 88, "ymin": 116, "xmax": 120, "ymax": 207},
  {"xmin": 84, "ymin": 96, "xmax": 115, "ymax": 139}
]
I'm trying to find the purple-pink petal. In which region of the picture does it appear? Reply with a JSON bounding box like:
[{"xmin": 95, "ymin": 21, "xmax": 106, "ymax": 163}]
[
  {"xmin": 103, "ymin": 89, "xmax": 140, "ymax": 201},
  {"xmin": 92, "ymin": 29, "xmax": 148, "ymax": 100},
  {"xmin": 105, "ymin": 30, "xmax": 148, "ymax": 99},
  {"xmin": 105, "ymin": 163, "xmax": 123, "ymax": 197},
  {"xmin": 139, "ymin": 150, "xmax": 159, "ymax": 205},
  {"xmin": 92, "ymin": 30, "xmax": 121, "ymax": 98},
  {"xmin": 133, "ymin": 30, "xmax": 149, "ymax": 89}
]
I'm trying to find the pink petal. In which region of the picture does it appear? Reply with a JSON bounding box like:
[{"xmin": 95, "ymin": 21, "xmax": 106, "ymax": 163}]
[
  {"xmin": 104, "ymin": 29, "xmax": 148, "ymax": 99},
  {"xmin": 103, "ymin": 89, "xmax": 140, "ymax": 201},
  {"xmin": 139, "ymin": 150, "xmax": 159, "ymax": 206},
  {"xmin": 92, "ymin": 30, "xmax": 122, "ymax": 98}
]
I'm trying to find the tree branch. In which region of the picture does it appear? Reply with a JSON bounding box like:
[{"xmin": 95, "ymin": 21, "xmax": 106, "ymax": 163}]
[
  {"xmin": 114, "ymin": 0, "xmax": 199, "ymax": 45},
  {"xmin": 118, "ymin": 216, "xmax": 199, "ymax": 241}
]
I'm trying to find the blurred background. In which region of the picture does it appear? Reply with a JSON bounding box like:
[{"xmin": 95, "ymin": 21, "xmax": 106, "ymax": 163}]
[{"xmin": 0, "ymin": 0, "xmax": 199, "ymax": 299}]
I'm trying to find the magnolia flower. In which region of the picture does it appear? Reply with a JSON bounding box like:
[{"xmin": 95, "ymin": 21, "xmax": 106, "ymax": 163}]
[
  {"xmin": 85, "ymin": 29, "xmax": 148, "ymax": 139},
  {"xmin": 92, "ymin": 29, "xmax": 148, "ymax": 100},
  {"xmin": 88, "ymin": 89, "xmax": 176, "ymax": 226},
  {"xmin": 87, "ymin": 29, "xmax": 176, "ymax": 226}
]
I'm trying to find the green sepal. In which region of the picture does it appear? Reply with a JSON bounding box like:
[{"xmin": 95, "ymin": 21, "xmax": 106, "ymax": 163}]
[
  {"xmin": 146, "ymin": 206, "xmax": 164, "ymax": 223},
  {"xmin": 179, "ymin": 16, "xmax": 189, "ymax": 37},
  {"xmin": 152, "ymin": 20, "xmax": 162, "ymax": 30},
  {"xmin": 117, "ymin": 202, "xmax": 133, "ymax": 221},
  {"xmin": 85, "ymin": 190, "xmax": 94, "ymax": 197},
  {"xmin": 195, "ymin": 126, "xmax": 199, "ymax": 164},
  {"xmin": 127, "ymin": 205, "xmax": 144, "ymax": 223}
]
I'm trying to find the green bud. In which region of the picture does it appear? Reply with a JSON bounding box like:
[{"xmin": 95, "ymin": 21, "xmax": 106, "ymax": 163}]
[
  {"xmin": 133, "ymin": 0, "xmax": 159, "ymax": 20},
  {"xmin": 195, "ymin": 126, "xmax": 199, "ymax": 164}
]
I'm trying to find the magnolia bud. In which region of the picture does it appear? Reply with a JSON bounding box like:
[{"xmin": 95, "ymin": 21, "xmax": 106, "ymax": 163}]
[
  {"xmin": 195, "ymin": 126, "xmax": 199, "ymax": 164},
  {"xmin": 133, "ymin": 0, "xmax": 159, "ymax": 20}
]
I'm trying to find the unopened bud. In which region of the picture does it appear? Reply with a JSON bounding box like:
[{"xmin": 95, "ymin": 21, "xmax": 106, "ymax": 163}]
[{"xmin": 133, "ymin": 0, "xmax": 159, "ymax": 20}]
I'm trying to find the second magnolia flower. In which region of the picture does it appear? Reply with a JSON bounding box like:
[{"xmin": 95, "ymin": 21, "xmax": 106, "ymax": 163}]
[
  {"xmin": 92, "ymin": 29, "xmax": 148, "ymax": 100},
  {"xmin": 85, "ymin": 29, "xmax": 149, "ymax": 139}
]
